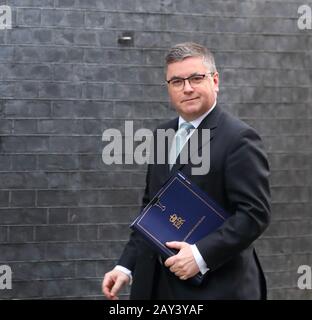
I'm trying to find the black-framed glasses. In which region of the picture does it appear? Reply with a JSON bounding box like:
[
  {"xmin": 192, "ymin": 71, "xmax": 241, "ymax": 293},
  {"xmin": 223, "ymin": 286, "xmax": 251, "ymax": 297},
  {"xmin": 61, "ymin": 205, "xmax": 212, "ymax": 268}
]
[{"xmin": 166, "ymin": 73, "xmax": 214, "ymax": 91}]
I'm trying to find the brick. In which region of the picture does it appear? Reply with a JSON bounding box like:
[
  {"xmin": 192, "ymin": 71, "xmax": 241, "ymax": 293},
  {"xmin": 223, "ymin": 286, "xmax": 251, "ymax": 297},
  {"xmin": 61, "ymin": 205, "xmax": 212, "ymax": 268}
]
[
  {"xmin": 0, "ymin": 32, "xmax": 5, "ymax": 45},
  {"xmin": 10, "ymin": 64, "xmax": 52, "ymax": 81},
  {"xmin": 38, "ymin": 119, "xmax": 77, "ymax": 134},
  {"xmin": 55, "ymin": 0, "xmax": 76, "ymax": 8},
  {"xmin": 38, "ymin": 155, "xmax": 79, "ymax": 171},
  {"xmin": 8, "ymin": 226, "xmax": 34, "ymax": 243},
  {"xmin": 35, "ymin": 225, "xmax": 78, "ymax": 241},
  {"xmin": 37, "ymin": 190, "xmax": 80, "ymax": 207},
  {"xmin": 263, "ymin": 135, "xmax": 309, "ymax": 153},
  {"xmin": 77, "ymin": 0, "xmax": 106, "ymax": 10},
  {"xmin": 83, "ymin": 65, "xmax": 114, "ymax": 82},
  {"xmin": 69, "ymin": 207, "xmax": 112, "ymax": 224},
  {"xmin": 257, "ymin": 237, "xmax": 312, "ymax": 256},
  {"xmin": 39, "ymin": 82, "xmax": 82, "ymax": 99},
  {"xmin": 217, "ymin": 51, "xmax": 307, "ymax": 70},
  {"xmin": 271, "ymin": 186, "xmax": 309, "ymax": 203},
  {"xmin": 45, "ymin": 242, "xmax": 108, "ymax": 260},
  {"xmin": 14, "ymin": 81, "xmax": 39, "ymax": 98},
  {"xmin": 78, "ymin": 172, "xmax": 133, "ymax": 188},
  {"xmin": 1, "ymin": 136, "xmax": 49, "ymax": 153},
  {"xmin": 82, "ymin": 83, "xmax": 103, "ymax": 100},
  {"xmin": 0, "ymin": 281, "xmax": 42, "ymax": 299},
  {"xmin": 261, "ymin": 253, "xmax": 312, "ymax": 273},
  {"xmin": 0, "ymin": 208, "xmax": 47, "ymax": 225},
  {"xmin": 268, "ymin": 153, "xmax": 309, "ymax": 171},
  {"xmin": 0, "ymin": 172, "xmax": 48, "ymax": 189},
  {"xmin": 247, "ymin": 119, "xmax": 309, "ymax": 136},
  {"xmin": 10, "ymin": 190, "xmax": 36, "ymax": 207},
  {"xmin": 271, "ymin": 203, "xmax": 310, "ymax": 220},
  {"xmin": 70, "ymin": 189, "xmax": 140, "ymax": 206},
  {"xmin": 0, "ymin": 155, "xmax": 11, "ymax": 171},
  {"xmin": 78, "ymin": 154, "xmax": 108, "ymax": 171},
  {"xmin": 11, "ymin": 0, "xmax": 54, "ymax": 7},
  {"xmin": 114, "ymin": 66, "xmax": 164, "ymax": 85},
  {"xmin": 266, "ymin": 271, "xmax": 299, "ymax": 288},
  {"xmin": 69, "ymin": 206, "xmax": 139, "ymax": 224},
  {"xmin": 98, "ymin": 224, "xmax": 130, "ymax": 241},
  {"xmin": 76, "ymin": 260, "xmax": 97, "ymax": 277},
  {"xmin": 96, "ymin": 260, "xmax": 116, "ymax": 277},
  {"xmin": 53, "ymin": 64, "xmax": 84, "ymax": 82},
  {"xmin": 11, "ymin": 155, "xmax": 37, "ymax": 171},
  {"xmin": 13, "ymin": 119, "xmax": 37, "ymax": 134},
  {"xmin": 53, "ymin": 29, "xmax": 76, "ymax": 45},
  {"xmin": 0, "ymin": 82, "xmax": 15, "ymax": 98},
  {"xmin": 270, "ymin": 170, "xmax": 308, "ymax": 187},
  {"xmin": 114, "ymin": 101, "xmax": 172, "ymax": 119},
  {"xmin": 83, "ymin": 48, "xmax": 144, "ymax": 64},
  {"xmin": 48, "ymin": 136, "xmax": 101, "ymax": 153},
  {"xmin": 15, "ymin": 46, "xmax": 84, "ymax": 63},
  {"xmin": 0, "ymin": 119, "xmax": 12, "ymax": 134},
  {"xmin": 98, "ymin": 31, "xmax": 117, "ymax": 47},
  {"xmin": 48, "ymin": 208, "xmax": 69, "ymax": 224},
  {"xmin": 17, "ymin": 8, "xmax": 41, "ymax": 26},
  {"xmin": 107, "ymin": 240, "xmax": 128, "ymax": 259},
  {"xmin": 0, "ymin": 243, "xmax": 45, "ymax": 262},
  {"xmin": 74, "ymin": 30, "xmax": 99, "ymax": 46},
  {"xmin": 10, "ymin": 261, "xmax": 75, "ymax": 281},
  {"xmin": 8, "ymin": 28, "xmax": 52, "ymax": 45},
  {"xmin": 85, "ymin": 11, "xmax": 106, "ymax": 28},
  {"xmin": 265, "ymin": 220, "xmax": 312, "ymax": 238},
  {"xmin": 4, "ymin": 100, "xmax": 51, "ymax": 118},
  {"xmin": 106, "ymin": 12, "xmax": 145, "ymax": 30},
  {"xmin": 78, "ymin": 225, "xmax": 98, "ymax": 241},
  {"xmin": 0, "ymin": 46, "xmax": 14, "ymax": 61},
  {"xmin": 41, "ymin": 278, "xmax": 102, "ymax": 298},
  {"xmin": 0, "ymin": 226, "xmax": 7, "ymax": 242},
  {"xmin": 269, "ymin": 288, "xmax": 312, "ymax": 300},
  {"xmin": 0, "ymin": 190, "xmax": 9, "ymax": 208},
  {"xmin": 46, "ymin": 172, "xmax": 80, "ymax": 189},
  {"xmin": 52, "ymin": 101, "xmax": 113, "ymax": 118},
  {"xmin": 41, "ymin": 9, "xmax": 85, "ymax": 27}
]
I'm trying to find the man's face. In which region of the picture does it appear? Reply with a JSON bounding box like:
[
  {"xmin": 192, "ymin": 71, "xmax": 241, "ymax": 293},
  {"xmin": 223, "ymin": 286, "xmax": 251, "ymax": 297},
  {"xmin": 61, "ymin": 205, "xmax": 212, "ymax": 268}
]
[{"xmin": 166, "ymin": 56, "xmax": 219, "ymax": 121}]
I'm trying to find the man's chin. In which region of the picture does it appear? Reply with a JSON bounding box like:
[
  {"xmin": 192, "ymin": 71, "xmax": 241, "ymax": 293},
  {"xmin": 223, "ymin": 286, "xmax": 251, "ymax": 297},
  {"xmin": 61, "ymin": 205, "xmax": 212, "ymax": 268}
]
[{"xmin": 178, "ymin": 108, "xmax": 202, "ymax": 121}]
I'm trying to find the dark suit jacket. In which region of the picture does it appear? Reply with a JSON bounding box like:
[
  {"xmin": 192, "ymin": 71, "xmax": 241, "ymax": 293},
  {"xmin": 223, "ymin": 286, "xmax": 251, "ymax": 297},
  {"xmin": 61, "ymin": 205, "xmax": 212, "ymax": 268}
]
[{"xmin": 118, "ymin": 106, "xmax": 271, "ymax": 300}]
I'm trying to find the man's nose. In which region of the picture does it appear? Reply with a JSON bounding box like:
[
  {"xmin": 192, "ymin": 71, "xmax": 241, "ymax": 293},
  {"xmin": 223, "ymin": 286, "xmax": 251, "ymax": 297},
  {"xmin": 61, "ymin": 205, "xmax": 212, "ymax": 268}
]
[{"xmin": 183, "ymin": 79, "xmax": 194, "ymax": 93}]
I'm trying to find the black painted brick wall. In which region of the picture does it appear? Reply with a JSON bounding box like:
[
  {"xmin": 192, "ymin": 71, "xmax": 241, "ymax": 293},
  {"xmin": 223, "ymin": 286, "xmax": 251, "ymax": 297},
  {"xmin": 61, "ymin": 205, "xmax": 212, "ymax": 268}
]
[{"xmin": 0, "ymin": 0, "xmax": 311, "ymax": 299}]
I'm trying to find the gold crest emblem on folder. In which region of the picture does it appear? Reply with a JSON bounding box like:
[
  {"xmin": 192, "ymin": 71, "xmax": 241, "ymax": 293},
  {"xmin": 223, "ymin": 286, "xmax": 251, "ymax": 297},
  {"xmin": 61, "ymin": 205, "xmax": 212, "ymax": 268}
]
[{"xmin": 169, "ymin": 214, "xmax": 185, "ymax": 229}]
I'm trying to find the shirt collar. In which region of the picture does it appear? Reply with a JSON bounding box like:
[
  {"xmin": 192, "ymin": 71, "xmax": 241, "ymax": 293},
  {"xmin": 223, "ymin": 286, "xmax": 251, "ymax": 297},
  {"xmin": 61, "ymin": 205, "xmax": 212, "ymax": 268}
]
[{"xmin": 178, "ymin": 100, "xmax": 217, "ymax": 129}]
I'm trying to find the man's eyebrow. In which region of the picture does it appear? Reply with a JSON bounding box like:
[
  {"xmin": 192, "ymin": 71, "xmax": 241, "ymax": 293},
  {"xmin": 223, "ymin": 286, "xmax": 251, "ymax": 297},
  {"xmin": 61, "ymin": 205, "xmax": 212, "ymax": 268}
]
[{"xmin": 168, "ymin": 72, "xmax": 201, "ymax": 80}]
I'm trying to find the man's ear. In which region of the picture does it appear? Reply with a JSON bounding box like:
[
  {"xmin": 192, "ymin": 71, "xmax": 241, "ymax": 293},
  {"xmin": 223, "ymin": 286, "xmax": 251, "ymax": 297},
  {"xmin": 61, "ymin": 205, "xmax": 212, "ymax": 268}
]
[{"xmin": 213, "ymin": 72, "xmax": 219, "ymax": 93}]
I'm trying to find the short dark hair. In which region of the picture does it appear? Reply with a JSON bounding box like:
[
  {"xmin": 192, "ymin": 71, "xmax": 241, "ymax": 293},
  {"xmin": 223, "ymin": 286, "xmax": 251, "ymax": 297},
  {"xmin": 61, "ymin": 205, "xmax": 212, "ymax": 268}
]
[{"xmin": 165, "ymin": 42, "xmax": 217, "ymax": 72}]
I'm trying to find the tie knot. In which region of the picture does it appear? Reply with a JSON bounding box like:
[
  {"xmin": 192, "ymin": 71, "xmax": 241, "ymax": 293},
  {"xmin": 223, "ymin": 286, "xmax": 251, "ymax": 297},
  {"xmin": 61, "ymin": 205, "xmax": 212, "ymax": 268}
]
[{"xmin": 179, "ymin": 122, "xmax": 194, "ymax": 135}]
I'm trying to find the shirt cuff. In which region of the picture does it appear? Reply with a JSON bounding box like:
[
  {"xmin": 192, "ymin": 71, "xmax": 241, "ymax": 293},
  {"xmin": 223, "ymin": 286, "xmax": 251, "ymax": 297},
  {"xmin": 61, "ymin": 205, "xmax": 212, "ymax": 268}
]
[
  {"xmin": 114, "ymin": 265, "xmax": 133, "ymax": 285},
  {"xmin": 191, "ymin": 244, "xmax": 210, "ymax": 275}
]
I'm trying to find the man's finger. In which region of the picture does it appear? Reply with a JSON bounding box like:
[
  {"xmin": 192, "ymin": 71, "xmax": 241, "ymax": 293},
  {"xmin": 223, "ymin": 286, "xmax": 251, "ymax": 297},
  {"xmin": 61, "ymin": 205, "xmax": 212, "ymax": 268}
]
[
  {"xmin": 164, "ymin": 256, "xmax": 176, "ymax": 267},
  {"xmin": 102, "ymin": 276, "xmax": 115, "ymax": 298},
  {"xmin": 166, "ymin": 241, "xmax": 184, "ymax": 250},
  {"xmin": 180, "ymin": 275, "xmax": 188, "ymax": 280},
  {"xmin": 111, "ymin": 277, "xmax": 125, "ymax": 298}
]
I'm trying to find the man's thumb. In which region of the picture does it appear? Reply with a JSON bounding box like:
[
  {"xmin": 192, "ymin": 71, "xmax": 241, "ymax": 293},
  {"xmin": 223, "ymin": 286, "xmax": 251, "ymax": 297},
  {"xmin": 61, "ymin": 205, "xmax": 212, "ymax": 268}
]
[{"xmin": 166, "ymin": 241, "xmax": 184, "ymax": 249}]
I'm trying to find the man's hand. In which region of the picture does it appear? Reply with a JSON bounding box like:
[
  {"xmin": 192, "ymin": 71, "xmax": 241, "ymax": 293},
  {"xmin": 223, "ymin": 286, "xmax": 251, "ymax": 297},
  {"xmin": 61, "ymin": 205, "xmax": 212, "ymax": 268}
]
[
  {"xmin": 102, "ymin": 269, "xmax": 130, "ymax": 300},
  {"xmin": 164, "ymin": 241, "xmax": 200, "ymax": 280}
]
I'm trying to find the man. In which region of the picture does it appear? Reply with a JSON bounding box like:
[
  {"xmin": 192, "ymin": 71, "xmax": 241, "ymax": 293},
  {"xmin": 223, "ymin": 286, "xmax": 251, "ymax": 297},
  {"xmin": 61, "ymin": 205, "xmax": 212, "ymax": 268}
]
[{"xmin": 102, "ymin": 42, "xmax": 271, "ymax": 300}]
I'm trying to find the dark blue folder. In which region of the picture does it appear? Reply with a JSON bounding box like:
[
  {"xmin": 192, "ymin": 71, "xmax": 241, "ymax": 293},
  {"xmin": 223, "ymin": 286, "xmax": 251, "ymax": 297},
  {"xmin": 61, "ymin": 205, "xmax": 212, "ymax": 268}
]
[{"xmin": 130, "ymin": 171, "xmax": 231, "ymax": 285}]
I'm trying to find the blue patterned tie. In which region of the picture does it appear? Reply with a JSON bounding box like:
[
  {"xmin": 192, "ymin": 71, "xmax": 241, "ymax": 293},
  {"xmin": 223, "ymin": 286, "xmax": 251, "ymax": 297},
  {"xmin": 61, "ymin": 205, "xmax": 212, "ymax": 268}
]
[{"xmin": 169, "ymin": 122, "xmax": 194, "ymax": 168}]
